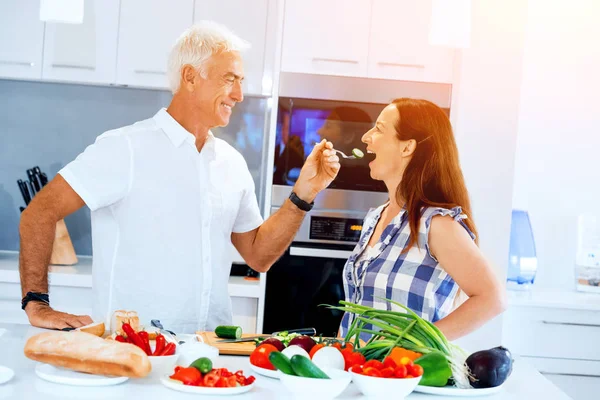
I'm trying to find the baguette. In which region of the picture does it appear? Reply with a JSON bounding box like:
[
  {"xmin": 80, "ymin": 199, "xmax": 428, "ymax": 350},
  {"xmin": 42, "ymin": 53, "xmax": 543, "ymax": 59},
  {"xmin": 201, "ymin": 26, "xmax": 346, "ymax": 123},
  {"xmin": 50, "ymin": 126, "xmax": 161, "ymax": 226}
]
[{"xmin": 24, "ymin": 331, "xmax": 151, "ymax": 378}]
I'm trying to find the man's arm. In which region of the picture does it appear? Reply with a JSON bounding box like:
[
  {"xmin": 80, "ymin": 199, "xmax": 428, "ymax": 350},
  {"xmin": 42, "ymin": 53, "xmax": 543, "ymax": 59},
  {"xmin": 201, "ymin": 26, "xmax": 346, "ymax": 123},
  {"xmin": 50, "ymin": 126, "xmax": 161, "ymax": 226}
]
[
  {"xmin": 19, "ymin": 174, "xmax": 93, "ymax": 329},
  {"xmin": 232, "ymin": 140, "xmax": 340, "ymax": 272}
]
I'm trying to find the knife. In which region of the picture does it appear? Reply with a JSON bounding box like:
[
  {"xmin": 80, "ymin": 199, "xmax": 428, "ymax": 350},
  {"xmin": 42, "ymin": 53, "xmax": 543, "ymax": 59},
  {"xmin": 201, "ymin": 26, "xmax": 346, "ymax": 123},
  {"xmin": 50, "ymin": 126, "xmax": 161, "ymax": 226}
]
[
  {"xmin": 27, "ymin": 169, "xmax": 40, "ymax": 193},
  {"xmin": 17, "ymin": 180, "xmax": 28, "ymax": 205},
  {"xmin": 216, "ymin": 327, "xmax": 317, "ymax": 343}
]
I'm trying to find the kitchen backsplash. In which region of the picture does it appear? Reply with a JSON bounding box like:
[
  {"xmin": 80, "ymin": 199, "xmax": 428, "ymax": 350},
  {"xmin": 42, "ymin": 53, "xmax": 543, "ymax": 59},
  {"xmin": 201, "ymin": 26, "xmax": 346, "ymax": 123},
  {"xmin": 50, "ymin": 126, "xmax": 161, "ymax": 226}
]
[{"xmin": 0, "ymin": 79, "xmax": 268, "ymax": 255}]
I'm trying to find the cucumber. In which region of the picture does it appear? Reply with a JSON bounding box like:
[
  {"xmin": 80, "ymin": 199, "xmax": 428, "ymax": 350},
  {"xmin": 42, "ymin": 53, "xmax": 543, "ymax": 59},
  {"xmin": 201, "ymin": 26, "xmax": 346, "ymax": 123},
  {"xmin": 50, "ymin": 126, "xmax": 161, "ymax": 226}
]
[
  {"xmin": 352, "ymin": 148, "xmax": 364, "ymax": 159},
  {"xmin": 290, "ymin": 355, "xmax": 330, "ymax": 379},
  {"xmin": 214, "ymin": 325, "xmax": 242, "ymax": 339},
  {"xmin": 269, "ymin": 351, "xmax": 295, "ymax": 375}
]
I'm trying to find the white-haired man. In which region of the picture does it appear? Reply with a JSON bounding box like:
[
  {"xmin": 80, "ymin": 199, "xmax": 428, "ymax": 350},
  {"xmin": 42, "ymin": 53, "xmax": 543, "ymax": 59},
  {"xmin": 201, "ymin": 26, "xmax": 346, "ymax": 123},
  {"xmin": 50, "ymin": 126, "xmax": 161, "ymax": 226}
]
[{"xmin": 19, "ymin": 22, "xmax": 341, "ymax": 333}]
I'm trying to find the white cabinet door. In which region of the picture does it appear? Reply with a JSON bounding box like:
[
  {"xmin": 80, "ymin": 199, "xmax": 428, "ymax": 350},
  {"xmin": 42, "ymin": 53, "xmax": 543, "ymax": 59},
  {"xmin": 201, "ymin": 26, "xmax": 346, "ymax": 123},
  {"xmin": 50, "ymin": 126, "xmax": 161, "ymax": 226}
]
[
  {"xmin": 281, "ymin": 0, "xmax": 371, "ymax": 77},
  {"xmin": 194, "ymin": 0, "xmax": 268, "ymax": 96},
  {"xmin": 116, "ymin": 0, "xmax": 194, "ymax": 89},
  {"xmin": 42, "ymin": 0, "xmax": 119, "ymax": 84},
  {"xmin": 368, "ymin": 0, "xmax": 455, "ymax": 83},
  {"xmin": 0, "ymin": 0, "xmax": 44, "ymax": 80}
]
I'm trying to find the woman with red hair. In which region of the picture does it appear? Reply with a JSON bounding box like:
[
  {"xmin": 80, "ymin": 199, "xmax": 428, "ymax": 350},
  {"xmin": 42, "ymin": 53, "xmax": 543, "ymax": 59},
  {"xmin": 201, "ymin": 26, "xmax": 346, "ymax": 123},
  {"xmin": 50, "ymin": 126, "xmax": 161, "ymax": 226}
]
[{"xmin": 340, "ymin": 98, "xmax": 506, "ymax": 341}]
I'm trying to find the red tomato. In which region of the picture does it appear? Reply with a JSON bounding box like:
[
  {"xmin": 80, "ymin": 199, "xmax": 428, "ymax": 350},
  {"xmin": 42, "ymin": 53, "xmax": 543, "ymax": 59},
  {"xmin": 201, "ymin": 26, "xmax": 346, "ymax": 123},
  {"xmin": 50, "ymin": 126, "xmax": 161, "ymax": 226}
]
[
  {"xmin": 363, "ymin": 360, "xmax": 385, "ymax": 370},
  {"xmin": 409, "ymin": 364, "xmax": 424, "ymax": 377},
  {"xmin": 169, "ymin": 366, "xmax": 202, "ymax": 386},
  {"xmin": 383, "ymin": 356, "xmax": 397, "ymax": 369},
  {"xmin": 340, "ymin": 348, "xmax": 354, "ymax": 370},
  {"xmin": 342, "ymin": 342, "xmax": 354, "ymax": 351},
  {"xmin": 380, "ymin": 367, "xmax": 395, "ymax": 378},
  {"xmin": 203, "ymin": 371, "xmax": 220, "ymax": 387},
  {"xmin": 399, "ymin": 357, "xmax": 414, "ymax": 367},
  {"xmin": 351, "ymin": 364, "xmax": 364, "ymax": 374},
  {"xmin": 331, "ymin": 342, "xmax": 343, "ymax": 351},
  {"xmin": 250, "ymin": 344, "xmax": 278, "ymax": 370},
  {"xmin": 394, "ymin": 365, "xmax": 407, "ymax": 378},
  {"xmin": 348, "ymin": 352, "xmax": 366, "ymax": 368},
  {"xmin": 363, "ymin": 366, "xmax": 382, "ymax": 377},
  {"xmin": 309, "ymin": 343, "xmax": 325, "ymax": 359}
]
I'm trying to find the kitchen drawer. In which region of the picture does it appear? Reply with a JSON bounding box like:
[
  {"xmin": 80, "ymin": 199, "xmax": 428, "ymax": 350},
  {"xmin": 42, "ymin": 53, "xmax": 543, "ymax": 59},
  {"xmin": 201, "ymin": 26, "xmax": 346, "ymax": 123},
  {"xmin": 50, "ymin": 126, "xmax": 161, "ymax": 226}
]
[{"xmin": 503, "ymin": 306, "xmax": 600, "ymax": 361}]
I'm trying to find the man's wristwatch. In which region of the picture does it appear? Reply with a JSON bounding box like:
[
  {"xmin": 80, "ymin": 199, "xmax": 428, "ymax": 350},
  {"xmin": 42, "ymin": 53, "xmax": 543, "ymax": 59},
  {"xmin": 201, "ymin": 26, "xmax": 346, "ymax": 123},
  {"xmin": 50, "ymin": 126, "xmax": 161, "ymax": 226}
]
[
  {"xmin": 21, "ymin": 292, "xmax": 50, "ymax": 311},
  {"xmin": 289, "ymin": 191, "xmax": 314, "ymax": 212}
]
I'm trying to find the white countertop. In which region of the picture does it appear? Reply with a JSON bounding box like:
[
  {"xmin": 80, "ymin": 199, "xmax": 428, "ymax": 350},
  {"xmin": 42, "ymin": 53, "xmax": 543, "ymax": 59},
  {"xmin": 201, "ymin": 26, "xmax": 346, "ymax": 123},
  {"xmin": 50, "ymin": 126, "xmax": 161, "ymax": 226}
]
[
  {"xmin": 507, "ymin": 287, "xmax": 600, "ymax": 311},
  {"xmin": 0, "ymin": 250, "xmax": 261, "ymax": 298},
  {"xmin": 0, "ymin": 323, "xmax": 570, "ymax": 400}
]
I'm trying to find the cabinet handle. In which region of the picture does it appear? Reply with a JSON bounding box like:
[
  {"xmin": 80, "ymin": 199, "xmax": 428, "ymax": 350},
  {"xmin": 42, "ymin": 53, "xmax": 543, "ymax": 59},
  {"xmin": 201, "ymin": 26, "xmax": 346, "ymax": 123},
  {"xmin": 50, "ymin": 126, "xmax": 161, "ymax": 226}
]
[
  {"xmin": 134, "ymin": 69, "xmax": 166, "ymax": 75},
  {"xmin": 312, "ymin": 57, "xmax": 359, "ymax": 64},
  {"xmin": 542, "ymin": 320, "xmax": 600, "ymax": 328},
  {"xmin": 377, "ymin": 62, "xmax": 425, "ymax": 69},
  {"xmin": 0, "ymin": 60, "xmax": 34, "ymax": 67},
  {"xmin": 52, "ymin": 63, "xmax": 95, "ymax": 71}
]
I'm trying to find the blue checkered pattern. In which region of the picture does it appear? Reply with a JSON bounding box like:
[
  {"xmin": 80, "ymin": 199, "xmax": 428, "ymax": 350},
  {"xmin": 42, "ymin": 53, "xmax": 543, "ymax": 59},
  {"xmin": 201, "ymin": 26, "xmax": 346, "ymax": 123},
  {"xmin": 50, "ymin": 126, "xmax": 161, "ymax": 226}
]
[{"xmin": 340, "ymin": 205, "xmax": 475, "ymax": 341}]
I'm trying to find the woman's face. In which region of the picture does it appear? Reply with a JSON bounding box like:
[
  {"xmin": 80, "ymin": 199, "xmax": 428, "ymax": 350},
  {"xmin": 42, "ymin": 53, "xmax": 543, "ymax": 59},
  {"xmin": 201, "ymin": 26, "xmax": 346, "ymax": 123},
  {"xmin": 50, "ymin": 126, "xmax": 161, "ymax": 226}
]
[{"xmin": 361, "ymin": 104, "xmax": 408, "ymax": 183}]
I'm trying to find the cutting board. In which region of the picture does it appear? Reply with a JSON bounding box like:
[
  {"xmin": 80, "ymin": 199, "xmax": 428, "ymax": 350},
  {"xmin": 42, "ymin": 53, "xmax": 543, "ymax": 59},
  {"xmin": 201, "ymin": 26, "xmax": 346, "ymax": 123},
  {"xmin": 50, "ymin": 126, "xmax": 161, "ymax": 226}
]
[{"xmin": 197, "ymin": 332, "xmax": 260, "ymax": 356}]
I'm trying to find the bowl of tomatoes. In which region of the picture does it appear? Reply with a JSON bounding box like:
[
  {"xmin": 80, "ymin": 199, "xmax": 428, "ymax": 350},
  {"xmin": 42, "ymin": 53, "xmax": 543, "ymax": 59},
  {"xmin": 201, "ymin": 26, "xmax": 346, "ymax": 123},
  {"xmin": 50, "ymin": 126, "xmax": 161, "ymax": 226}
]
[{"xmin": 349, "ymin": 356, "xmax": 423, "ymax": 398}]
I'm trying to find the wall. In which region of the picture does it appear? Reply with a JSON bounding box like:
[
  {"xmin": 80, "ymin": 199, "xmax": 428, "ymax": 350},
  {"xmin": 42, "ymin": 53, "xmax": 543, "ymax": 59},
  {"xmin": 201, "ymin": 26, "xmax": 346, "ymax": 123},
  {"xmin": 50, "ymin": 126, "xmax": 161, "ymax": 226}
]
[
  {"xmin": 0, "ymin": 79, "xmax": 268, "ymax": 255},
  {"xmin": 511, "ymin": 0, "xmax": 600, "ymax": 290},
  {"xmin": 450, "ymin": 0, "xmax": 529, "ymax": 351}
]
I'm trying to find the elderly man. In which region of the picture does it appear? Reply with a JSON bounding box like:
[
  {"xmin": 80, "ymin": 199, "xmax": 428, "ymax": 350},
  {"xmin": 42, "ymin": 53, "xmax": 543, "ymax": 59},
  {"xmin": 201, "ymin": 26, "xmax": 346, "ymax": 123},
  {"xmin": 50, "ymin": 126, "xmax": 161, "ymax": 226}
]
[{"xmin": 19, "ymin": 22, "xmax": 340, "ymax": 333}]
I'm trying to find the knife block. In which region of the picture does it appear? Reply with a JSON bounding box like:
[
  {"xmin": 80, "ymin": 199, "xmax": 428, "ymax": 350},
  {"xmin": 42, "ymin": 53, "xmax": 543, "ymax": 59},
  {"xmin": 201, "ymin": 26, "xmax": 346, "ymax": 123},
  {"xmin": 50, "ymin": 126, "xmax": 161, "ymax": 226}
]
[{"xmin": 50, "ymin": 219, "xmax": 78, "ymax": 265}]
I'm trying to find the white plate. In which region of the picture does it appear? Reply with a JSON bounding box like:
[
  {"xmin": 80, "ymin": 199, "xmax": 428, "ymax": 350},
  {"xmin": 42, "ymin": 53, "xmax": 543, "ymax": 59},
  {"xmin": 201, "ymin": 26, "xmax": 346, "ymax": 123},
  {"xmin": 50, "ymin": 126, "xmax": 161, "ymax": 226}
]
[
  {"xmin": 160, "ymin": 376, "xmax": 255, "ymax": 395},
  {"xmin": 35, "ymin": 364, "xmax": 129, "ymax": 386},
  {"xmin": 0, "ymin": 366, "xmax": 14, "ymax": 385},
  {"xmin": 413, "ymin": 384, "xmax": 503, "ymax": 397},
  {"xmin": 249, "ymin": 363, "xmax": 280, "ymax": 379}
]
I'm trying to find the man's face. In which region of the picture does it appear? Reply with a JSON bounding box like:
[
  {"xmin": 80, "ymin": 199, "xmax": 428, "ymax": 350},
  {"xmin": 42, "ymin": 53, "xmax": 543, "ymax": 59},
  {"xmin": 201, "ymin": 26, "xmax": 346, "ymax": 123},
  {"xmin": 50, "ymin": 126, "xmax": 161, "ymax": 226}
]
[{"xmin": 193, "ymin": 51, "xmax": 244, "ymax": 128}]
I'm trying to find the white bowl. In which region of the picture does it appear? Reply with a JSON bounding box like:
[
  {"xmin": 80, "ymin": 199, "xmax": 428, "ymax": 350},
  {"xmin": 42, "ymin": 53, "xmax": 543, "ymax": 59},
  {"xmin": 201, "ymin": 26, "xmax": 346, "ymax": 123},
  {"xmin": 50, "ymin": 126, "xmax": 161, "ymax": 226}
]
[
  {"xmin": 350, "ymin": 369, "xmax": 421, "ymax": 398},
  {"xmin": 147, "ymin": 341, "xmax": 180, "ymax": 377},
  {"xmin": 177, "ymin": 342, "xmax": 219, "ymax": 367},
  {"xmin": 279, "ymin": 368, "xmax": 351, "ymax": 399}
]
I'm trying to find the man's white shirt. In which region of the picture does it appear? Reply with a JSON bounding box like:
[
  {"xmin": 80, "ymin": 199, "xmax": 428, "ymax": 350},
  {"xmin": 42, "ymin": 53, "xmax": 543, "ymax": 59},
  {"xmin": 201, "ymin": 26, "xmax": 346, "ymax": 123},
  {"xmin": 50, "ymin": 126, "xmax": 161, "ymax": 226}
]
[{"xmin": 59, "ymin": 108, "xmax": 263, "ymax": 333}]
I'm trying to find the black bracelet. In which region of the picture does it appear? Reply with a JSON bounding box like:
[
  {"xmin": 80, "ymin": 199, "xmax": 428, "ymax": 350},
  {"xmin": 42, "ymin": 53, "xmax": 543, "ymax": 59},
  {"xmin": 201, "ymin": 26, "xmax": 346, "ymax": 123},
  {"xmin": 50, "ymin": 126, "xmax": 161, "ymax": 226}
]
[
  {"xmin": 289, "ymin": 191, "xmax": 314, "ymax": 212},
  {"xmin": 21, "ymin": 292, "xmax": 49, "ymax": 311}
]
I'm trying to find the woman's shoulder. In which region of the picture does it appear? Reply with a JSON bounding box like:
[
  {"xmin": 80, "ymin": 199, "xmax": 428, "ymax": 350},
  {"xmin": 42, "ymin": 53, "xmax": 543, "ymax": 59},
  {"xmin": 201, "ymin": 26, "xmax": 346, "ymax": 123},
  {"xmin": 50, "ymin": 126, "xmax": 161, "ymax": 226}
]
[{"xmin": 420, "ymin": 206, "xmax": 476, "ymax": 241}]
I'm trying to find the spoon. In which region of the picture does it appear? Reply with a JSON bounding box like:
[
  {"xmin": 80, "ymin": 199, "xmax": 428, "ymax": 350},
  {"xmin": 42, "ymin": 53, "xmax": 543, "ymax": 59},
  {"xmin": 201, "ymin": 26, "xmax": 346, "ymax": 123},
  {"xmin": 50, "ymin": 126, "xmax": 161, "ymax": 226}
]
[{"xmin": 314, "ymin": 143, "xmax": 364, "ymax": 159}]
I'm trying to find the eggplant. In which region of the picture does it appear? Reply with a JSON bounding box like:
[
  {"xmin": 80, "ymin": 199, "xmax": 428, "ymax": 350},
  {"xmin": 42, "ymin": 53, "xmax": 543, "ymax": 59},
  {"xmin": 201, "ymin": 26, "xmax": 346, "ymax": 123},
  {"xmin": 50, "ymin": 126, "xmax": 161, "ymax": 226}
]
[
  {"xmin": 288, "ymin": 335, "xmax": 316, "ymax": 353},
  {"xmin": 466, "ymin": 346, "xmax": 514, "ymax": 388},
  {"xmin": 259, "ymin": 338, "xmax": 285, "ymax": 352}
]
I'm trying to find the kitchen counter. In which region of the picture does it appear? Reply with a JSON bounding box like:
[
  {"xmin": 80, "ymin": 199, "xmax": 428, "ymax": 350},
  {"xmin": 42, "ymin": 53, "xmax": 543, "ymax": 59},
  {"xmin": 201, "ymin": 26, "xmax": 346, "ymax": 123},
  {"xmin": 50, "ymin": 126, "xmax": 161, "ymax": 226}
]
[
  {"xmin": 0, "ymin": 323, "xmax": 570, "ymax": 400},
  {"xmin": 0, "ymin": 250, "xmax": 261, "ymax": 298}
]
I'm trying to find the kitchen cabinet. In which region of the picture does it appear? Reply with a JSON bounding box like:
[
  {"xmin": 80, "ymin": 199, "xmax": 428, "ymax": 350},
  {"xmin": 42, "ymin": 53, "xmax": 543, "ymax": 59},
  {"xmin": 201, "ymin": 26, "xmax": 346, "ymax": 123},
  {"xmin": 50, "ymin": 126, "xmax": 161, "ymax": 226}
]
[
  {"xmin": 116, "ymin": 0, "xmax": 194, "ymax": 89},
  {"xmin": 281, "ymin": 0, "xmax": 371, "ymax": 78},
  {"xmin": 368, "ymin": 0, "xmax": 455, "ymax": 84},
  {"xmin": 503, "ymin": 289, "xmax": 600, "ymax": 399},
  {"xmin": 42, "ymin": 0, "xmax": 120, "ymax": 84},
  {"xmin": 0, "ymin": 0, "xmax": 45, "ymax": 80},
  {"xmin": 194, "ymin": 0, "xmax": 269, "ymax": 95},
  {"xmin": 281, "ymin": 0, "xmax": 455, "ymax": 83}
]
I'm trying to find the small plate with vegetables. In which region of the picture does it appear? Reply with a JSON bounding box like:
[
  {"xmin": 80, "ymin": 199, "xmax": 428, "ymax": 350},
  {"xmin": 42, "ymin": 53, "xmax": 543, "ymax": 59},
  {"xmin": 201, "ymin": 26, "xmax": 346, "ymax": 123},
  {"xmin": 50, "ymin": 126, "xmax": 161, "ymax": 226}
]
[{"xmin": 329, "ymin": 299, "xmax": 514, "ymax": 395}]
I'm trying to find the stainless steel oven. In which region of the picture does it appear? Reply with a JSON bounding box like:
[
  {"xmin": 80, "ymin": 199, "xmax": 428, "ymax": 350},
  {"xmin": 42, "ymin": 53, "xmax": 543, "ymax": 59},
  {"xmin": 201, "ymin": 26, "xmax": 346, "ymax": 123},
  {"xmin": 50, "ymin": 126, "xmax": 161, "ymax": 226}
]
[{"xmin": 263, "ymin": 72, "xmax": 452, "ymax": 335}]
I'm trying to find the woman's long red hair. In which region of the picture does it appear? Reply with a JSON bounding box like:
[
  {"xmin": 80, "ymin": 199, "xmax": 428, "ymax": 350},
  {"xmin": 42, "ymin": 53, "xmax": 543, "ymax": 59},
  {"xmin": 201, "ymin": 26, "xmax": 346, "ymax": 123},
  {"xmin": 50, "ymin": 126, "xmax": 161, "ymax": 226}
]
[{"xmin": 391, "ymin": 98, "xmax": 478, "ymax": 250}]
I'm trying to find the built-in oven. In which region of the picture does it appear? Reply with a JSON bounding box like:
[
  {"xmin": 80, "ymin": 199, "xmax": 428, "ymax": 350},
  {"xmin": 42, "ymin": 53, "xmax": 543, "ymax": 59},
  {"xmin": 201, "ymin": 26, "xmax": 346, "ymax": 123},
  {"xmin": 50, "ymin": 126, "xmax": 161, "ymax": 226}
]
[{"xmin": 263, "ymin": 72, "xmax": 452, "ymax": 336}]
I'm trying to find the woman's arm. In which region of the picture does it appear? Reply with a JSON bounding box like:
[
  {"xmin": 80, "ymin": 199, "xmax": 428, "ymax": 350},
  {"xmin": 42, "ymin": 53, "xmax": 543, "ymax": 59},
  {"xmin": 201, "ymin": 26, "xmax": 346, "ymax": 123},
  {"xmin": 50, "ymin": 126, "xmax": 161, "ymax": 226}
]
[{"xmin": 428, "ymin": 215, "xmax": 507, "ymax": 341}]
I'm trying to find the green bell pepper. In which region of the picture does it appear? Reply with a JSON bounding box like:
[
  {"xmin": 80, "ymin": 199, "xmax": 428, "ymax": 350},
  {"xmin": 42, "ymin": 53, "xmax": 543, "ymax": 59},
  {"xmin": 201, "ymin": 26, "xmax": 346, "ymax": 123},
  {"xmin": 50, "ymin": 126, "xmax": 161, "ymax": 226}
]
[{"xmin": 414, "ymin": 351, "xmax": 452, "ymax": 387}]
